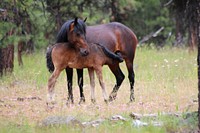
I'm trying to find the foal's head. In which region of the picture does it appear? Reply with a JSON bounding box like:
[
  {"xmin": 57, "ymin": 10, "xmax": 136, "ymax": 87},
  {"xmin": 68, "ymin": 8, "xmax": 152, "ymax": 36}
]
[{"xmin": 67, "ymin": 18, "xmax": 89, "ymax": 56}]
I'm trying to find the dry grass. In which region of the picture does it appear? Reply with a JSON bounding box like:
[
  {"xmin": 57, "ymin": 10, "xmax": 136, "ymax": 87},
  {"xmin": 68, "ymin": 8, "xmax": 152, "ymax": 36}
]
[{"xmin": 0, "ymin": 47, "xmax": 198, "ymax": 129}]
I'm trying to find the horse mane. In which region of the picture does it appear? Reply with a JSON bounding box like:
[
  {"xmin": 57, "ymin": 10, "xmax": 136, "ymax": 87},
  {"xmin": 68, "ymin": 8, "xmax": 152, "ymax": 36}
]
[{"xmin": 56, "ymin": 19, "xmax": 86, "ymax": 43}]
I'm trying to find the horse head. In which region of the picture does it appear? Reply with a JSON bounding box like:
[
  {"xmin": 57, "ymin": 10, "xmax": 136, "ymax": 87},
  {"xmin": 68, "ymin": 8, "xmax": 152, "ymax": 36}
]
[{"xmin": 67, "ymin": 17, "xmax": 89, "ymax": 56}]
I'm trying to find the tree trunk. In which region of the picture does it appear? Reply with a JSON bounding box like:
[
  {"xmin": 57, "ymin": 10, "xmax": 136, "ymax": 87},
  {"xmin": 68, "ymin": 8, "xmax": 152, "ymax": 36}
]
[
  {"xmin": 55, "ymin": 2, "xmax": 62, "ymax": 32},
  {"xmin": 0, "ymin": 48, "xmax": 3, "ymax": 76},
  {"xmin": 188, "ymin": 24, "xmax": 197, "ymax": 51},
  {"xmin": 25, "ymin": 18, "xmax": 34, "ymax": 53},
  {"xmin": 174, "ymin": 12, "xmax": 184, "ymax": 46},
  {"xmin": 110, "ymin": 0, "xmax": 122, "ymax": 22},
  {"xmin": 196, "ymin": 0, "xmax": 200, "ymax": 130},
  {"xmin": 0, "ymin": 44, "xmax": 14, "ymax": 76},
  {"xmin": 198, "ymin": 24, "xmax": 200, "ymax": 131},
  {"xmin": 26, "ymin": 39, "xmax": 34, "ymax": 54},
  {"xmin": 56, "ymin": 14, "xmax": 62, "ymax": 32},
  {"xmin": 17, "ymin": 41, "xmax": 25, "ymax": 66}
]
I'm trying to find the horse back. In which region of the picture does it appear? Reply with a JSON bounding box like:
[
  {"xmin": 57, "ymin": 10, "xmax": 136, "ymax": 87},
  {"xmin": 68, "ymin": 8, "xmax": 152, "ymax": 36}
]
[{"xmin": 86, "ymin": 22, "xmax": 137, "ymax": 61}]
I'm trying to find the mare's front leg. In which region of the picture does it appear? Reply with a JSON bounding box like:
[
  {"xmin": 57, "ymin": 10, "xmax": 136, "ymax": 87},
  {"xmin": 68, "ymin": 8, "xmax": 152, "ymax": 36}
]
[
  {"xmin": 65, "ymin": 68, "xmax": 74, "ymax": 104},
  {"xmin": 77, "ymin": 69, "xmax": 85, "ymax": 104},
  {"xmin": 88, "ymin": 68, "xmax": 96, "ymax": 103},
  {"xmin": 47, "ymin": 68, "xmax": 61, "ymax": 107},
  {"xmin": 95, "ymin": 67, "xmax": 108, "ymax": 103}
]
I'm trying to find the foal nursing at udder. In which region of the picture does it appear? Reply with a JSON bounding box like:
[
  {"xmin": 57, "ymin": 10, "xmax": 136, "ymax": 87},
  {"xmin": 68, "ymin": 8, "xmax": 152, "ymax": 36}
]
[{"xmin": 46, "ymin": 42, "xmax": 123, "ymax": 105}]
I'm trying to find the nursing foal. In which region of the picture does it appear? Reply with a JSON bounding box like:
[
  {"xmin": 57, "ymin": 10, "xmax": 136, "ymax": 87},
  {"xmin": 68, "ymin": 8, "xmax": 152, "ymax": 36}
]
[{"xmin": 46, "ymin": 42, "xmax": 123, "ymax": 105}]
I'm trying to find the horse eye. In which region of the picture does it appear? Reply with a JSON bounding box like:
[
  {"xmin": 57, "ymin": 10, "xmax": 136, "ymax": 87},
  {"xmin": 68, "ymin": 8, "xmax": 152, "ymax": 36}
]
[{"xmin": 76, "ymin": 33, "xmax": 80, "ymax": 36}]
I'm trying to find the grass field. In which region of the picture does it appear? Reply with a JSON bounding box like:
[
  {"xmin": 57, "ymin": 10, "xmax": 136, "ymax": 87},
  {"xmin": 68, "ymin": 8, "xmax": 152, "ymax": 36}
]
[{"xmin": 0, "ymin": 47, "xmax": 198, "ymax": 132}]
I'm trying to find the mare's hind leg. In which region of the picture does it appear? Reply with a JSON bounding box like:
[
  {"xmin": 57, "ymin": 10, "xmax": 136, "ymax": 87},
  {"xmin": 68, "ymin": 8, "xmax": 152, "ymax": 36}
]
[
  {"xmin": 108, "ymin": 64, "xmax": 125, "ymax": 102},
  {"xmin": 65, "ymin": 68, "xmax": 74, "ymax": 104},
  {"xmin": 125, "ymin": 60, "xmax": 135, "ymax": 102},
  {"xmin": 88, "ymin": 68, "xmax": 96, "ymax": 103},
  {"xmin": 47, "ymin": 68, "xmax": 61, "ymax": 106},
  {"xmin": 95, "ymin": 67, "xmax": 108, "ymax": 103},
  {"xmin": 76, "ymin": 69, "xmax": 85, "ymax": 104}
]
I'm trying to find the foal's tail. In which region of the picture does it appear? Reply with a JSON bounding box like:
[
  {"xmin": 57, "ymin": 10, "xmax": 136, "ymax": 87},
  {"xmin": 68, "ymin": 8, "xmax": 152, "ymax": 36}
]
[
  {"xmin": 46, "ymin": 46, "xmax": 54, "ymax": 73},
  {"xmin": 95, "ymin": 43, "xmax": 123, "ymax": 63}
]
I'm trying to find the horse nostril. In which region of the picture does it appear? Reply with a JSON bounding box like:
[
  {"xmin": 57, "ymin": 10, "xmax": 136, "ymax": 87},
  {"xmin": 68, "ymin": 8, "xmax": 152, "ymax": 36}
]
[{"xmin": 84, "ymin": 50, "xmax": 89, "ymax": 56}]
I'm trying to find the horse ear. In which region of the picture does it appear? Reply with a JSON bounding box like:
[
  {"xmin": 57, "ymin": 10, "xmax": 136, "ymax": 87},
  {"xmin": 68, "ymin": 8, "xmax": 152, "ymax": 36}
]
[
  {"xmin": 74, "ymin": 17, "xmax": 78, "ymax": 25},
  {"xmin": 83, "ymin": 17, "xmax": 87, "ymax": 22},
  {"xmin": 70, "ymin": 23, "xmax": 75, "ymax": 32}
]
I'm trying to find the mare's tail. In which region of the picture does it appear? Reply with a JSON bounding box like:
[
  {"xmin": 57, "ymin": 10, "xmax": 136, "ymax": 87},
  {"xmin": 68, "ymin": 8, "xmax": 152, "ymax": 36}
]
[
  {"xmin": 95, "ymin": 43, "xmax": 124, "ymax": 63},
  {"xmin": 46, "ymin": 46, "xmax": 54, "ymax": 73}
]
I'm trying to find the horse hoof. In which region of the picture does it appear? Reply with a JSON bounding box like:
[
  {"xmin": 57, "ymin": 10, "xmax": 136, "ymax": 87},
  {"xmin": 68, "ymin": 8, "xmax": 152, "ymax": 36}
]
[
  {"xmin": 130, "ymin": 98, "xmax": 135, "ymax": 102},
  {"xmin": 66, "ymin": 99, "xmax": 74, "ymax": 105},
  {"xmin": 104, "ymin": 99, "xmax": 108, "ymax": 104},
  {"xmin": 91, "ymin": 99, "xmax": 96, "ymax": 104},
  {"xmin": 109, "ymin": 91, "xmax": 118, "ymax": 102},
  {"xmin": 78, "ymin": 97, "xmax": 86, "ymax": 104},
  {"xmin": 66, "ymin": 101, "xmax": 74, "ymax": 105},
  {"xmin": 130, "ymin": 95, "xmax": 135, "ymax": 102},
  {"xmin": 108, "ymin": 95, "xmax": 117, "ymax": 102},
  {"xmin": 46, "ymin": 101, "xmax": 56, "ymax": 109}
]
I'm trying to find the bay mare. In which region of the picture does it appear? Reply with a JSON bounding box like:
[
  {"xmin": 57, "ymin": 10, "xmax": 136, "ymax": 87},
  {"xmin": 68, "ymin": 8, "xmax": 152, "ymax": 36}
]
[
  {"xmin": 46, "ymin": 42, "xmax": 123, "ymax": 105},
  {"xmin": 57, "ymin": 19, "xmax": 138, "ymax": 103}
]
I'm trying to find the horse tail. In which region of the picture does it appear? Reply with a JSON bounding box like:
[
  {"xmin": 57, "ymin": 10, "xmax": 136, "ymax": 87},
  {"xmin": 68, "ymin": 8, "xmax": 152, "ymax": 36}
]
[
  {"xmin": 46, "ymin": 46, "xmax": 54, "ymax": 73},
  {"xmin": 96, "ymin": 43, "xmax": 123, "ymax": 63}
]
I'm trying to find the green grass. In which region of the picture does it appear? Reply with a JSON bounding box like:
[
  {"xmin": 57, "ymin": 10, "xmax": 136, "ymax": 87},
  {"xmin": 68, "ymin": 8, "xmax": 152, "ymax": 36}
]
[
  {"xmin": 0, "ymin": 113, "xmax": 197, "ymax": 133},
  {"xmin": 0, "ymin": 47, "xmax": 198, "ymax": 132}
]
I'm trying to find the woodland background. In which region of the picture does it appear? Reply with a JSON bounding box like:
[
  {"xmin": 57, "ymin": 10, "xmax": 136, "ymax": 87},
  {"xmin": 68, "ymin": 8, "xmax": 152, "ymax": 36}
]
[
  {"xmin": 0, "ymin": 0, "xmax": 197, "ymax": 68},
  {"xmin": 1, "ymin": 0, "xmax": 198, "ymax": 75}
]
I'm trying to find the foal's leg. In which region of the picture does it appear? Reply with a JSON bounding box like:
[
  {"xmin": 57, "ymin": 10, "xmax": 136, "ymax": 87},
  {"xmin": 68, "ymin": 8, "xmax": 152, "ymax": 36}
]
[
  {"xmin": 88, "ymin": 68, "xmax": 96, "ymax": 103},
  {"xmin": 65, "ymin": 68, "xmax": 74, "ymax": 104},
  {"xmin": 47, "ymin": 68, "xmax": 61, "ymax": 105},
  {"xmin": 125, "ymin": 60, "xmax": 135, "ymax": 102},
  {"xmin": 95, "ymin": 67, "xmax": 108, "ymax": 103},
  {"xmin": 108, "ymin": 64, "xmax": 125, "ymax": 101},
  {"xmin": 76, "ymin": 69, "xmax": 85, "ymax": 104}
]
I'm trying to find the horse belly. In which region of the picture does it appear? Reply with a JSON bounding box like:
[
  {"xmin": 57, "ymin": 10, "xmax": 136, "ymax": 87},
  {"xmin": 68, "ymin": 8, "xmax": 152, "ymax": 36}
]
[
  {"xmin": 67, "ymin": 58, "xmax": 92, "ymax": 69},
  {"xmin": 67, "ymin": 61, "xmax": 84, "ymax": 69}
]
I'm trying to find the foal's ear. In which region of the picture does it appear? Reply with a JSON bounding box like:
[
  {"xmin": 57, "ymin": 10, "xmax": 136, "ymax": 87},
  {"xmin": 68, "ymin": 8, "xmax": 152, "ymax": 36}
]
[
  {"xmin": 74, "ymin": 17, "xmax": 78, "ymax": 25},
  {"xmin": 83, "ymin": 17, "xmax": 87, "ymax": 22}
]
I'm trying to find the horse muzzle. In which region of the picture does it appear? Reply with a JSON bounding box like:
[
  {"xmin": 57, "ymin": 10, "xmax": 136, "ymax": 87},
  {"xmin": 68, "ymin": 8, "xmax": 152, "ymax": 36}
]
[{"xmin": 80, "ymin": 48, "xmax": 89, "ymax": 56}]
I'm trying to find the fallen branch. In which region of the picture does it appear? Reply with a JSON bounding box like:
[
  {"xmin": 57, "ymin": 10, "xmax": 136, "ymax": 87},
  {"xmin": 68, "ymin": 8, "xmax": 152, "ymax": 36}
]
[{"xmin": 139, "ymin": 27, "xmax": 164, "ymax": 46}]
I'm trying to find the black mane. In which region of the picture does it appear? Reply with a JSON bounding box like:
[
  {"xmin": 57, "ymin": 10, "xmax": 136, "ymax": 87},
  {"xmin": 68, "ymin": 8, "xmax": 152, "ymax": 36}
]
[{"xmin": 56, "ymin": 19, "xmax": 86, "ymax": 43}]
